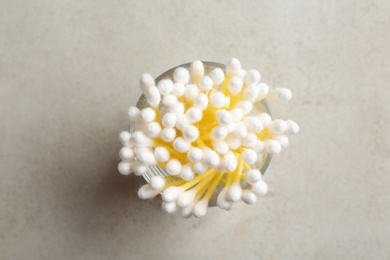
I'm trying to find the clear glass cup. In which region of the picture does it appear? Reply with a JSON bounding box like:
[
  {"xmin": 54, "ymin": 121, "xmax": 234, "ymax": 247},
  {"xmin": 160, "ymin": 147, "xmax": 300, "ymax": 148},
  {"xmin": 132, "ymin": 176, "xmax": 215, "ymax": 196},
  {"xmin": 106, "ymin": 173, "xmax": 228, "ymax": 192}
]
[{"xmin": 130, "ymin": 61, "xmax": 272, "ymax": 206}]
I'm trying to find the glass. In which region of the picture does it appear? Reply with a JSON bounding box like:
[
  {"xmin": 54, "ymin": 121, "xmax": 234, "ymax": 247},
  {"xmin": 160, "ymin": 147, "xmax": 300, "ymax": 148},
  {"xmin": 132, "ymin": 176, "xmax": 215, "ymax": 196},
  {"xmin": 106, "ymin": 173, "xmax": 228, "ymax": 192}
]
[{"xmin": 130, "ymin": 61, "xmax": 272, "ymax": 206}]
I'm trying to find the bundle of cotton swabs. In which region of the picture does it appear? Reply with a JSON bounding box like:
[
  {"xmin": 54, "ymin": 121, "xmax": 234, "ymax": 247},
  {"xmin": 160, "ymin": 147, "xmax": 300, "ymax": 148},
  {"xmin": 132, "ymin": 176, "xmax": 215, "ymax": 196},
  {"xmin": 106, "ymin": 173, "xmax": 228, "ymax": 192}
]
[{"xmin": 118, "ymin": 58, "xmax": 299, "ymax": 218}]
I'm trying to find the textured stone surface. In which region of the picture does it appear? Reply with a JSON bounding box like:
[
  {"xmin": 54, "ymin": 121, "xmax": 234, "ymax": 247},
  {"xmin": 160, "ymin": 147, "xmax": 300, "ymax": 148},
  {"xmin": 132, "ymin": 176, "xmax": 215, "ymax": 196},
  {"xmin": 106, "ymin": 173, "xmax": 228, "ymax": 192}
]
[{"xmin": 1, "ymin": 0, "xmax": 390, "ymax": 259}]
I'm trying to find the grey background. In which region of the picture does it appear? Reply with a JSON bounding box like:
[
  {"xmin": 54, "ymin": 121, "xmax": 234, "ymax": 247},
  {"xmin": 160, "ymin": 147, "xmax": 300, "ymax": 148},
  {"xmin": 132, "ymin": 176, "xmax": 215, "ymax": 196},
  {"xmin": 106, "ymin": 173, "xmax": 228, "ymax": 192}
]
[{"xmin": 1, "ymin": 0, "xmax": 390, "ymax": 259}]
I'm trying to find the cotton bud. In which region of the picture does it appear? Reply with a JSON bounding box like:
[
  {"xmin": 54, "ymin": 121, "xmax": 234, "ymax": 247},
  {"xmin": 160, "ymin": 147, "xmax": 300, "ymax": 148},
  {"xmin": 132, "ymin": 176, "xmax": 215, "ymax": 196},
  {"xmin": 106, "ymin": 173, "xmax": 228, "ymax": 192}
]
[
  {"xmin": 257, "ymin": 83, "xmax": 269, "ymax": 100},
  {"xmin": 166, "ymin": 159, "xmax": 182, "ymax": 176},
  {"xmin": 245, "ymin": 69, "xmax": 261, "ymax": 86},
  {"xmin": 154, "ymin": 147, "xmax": 170, "ymax": 162},
  {"xmin": 181, "ymin": 164, "xmax": 195, "ymax": 180},
  {"xmin": 186, "ymin": 107, "xmax": 202, "ymax": 123},
  {"xmin": 174, "ymin": 67, "xmax": 190, "ymax": 84},
  {"xmin": 161, "ymin": 128, "xmax": 176, "ymax": 142},
  {"xmin": 226, "ymin": 57, "xmax": 241, "ymax": 76},
  {"xmin": 173, "ymin": 137, "xmax": 192, "ymax": 152},
  {"xmin": 162, "ymin": 112, "xmax": 177, "ymax": 128},
  {"xmin": 150, "ymin": 176, "xmax": 166, "ymax": 190},
  {"xmin": 241, "ymin": 190, "xmax": 257, "ymax": 205},
  {"xmin": 157, "ymin": 79, "xmax": 173, "ymax": 95},
  {"xmin": 172, "ymin": 82, "xmax": 185, "ymax": 97},
  {"xmin": 228, "ymin": 76, "xmax": 243, "ymax": 95},
  {"xmin": 210, "ymin": 91, "xmax": 226, "ymax": 108},
  {"xmin": 118, "ymin": 161, "xmax": 133, "ymax": 175},
  {"xmin": 145, "ymin": 122, "xmax": 161, "ymax": 137},
  {"xmin": 194, "ymin": 93, "xmax": 208, "ymax": 110},
  {"xmin": 265, "ymin": 140, "xmax": 282, "ymax": 154},
  {"xmin": 119, "ymin": 147, "xmax": 134, "ymax": 161},
  {"xmin": 185, "ymin": 84, "xmax": 199, "ymax": 100},
  {"xmin": 162, "ymin": 94, "xmax": 177, "ymax": 107},
  {"xmin": 145, "ymin": 86, "xmax": 161, "ymax": 108},
  {"xmin": 244, "ymin": 116, "xmax": 263, "ymax": 133},
  {"xmin": 241, "ymin": 149, "xmax": 258, "ymax": 165},
  {"xmin": 209, "ymin": 68, "xmax": 225, "ymax": 85},
  {"xmin": 128, "ymin": 106, "xmax": 140, "ymax": 121},
  {"xmin": 211, "ymin": 126, "xmax": 228, "ymax": 140},
  {"xmin": 236, "ymin": 100, "xmax": 252, "ymax": 115},
  {"xmin": 285, "ymin": 120, "xmax": 299, "ymax": 135},
  {"xmin": 183, "ymin": 125, "xmax": 199, "ymax": 142},
  {"xmin": 139, "ymin": 73, "xmax": 155, "ymax": 92},
  {"xmin": 198, "ymin": 76, "xmax": 213, "ymax": 91},
  {"xmin": 216, "ymin": 110, "xmax": 232, "ymax": 125},
  {"xmin": 187, "ymin": 147, "xmax": 203, "ymax": 162},
  {"xmin": 246, "ymin": 169, "xmax": 262, "ymax": 184},
  {"xmin": 138, "ymin": 184, "xmax": 160, "ymax": 199}
]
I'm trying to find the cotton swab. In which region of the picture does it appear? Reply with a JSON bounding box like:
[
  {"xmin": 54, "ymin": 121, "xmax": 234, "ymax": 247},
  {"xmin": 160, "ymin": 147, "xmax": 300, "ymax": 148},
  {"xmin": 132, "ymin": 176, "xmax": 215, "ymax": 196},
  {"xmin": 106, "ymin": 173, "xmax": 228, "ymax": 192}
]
[{"xmin": 119, "ymin": 58, "xmax": 299, "ymax": 218}]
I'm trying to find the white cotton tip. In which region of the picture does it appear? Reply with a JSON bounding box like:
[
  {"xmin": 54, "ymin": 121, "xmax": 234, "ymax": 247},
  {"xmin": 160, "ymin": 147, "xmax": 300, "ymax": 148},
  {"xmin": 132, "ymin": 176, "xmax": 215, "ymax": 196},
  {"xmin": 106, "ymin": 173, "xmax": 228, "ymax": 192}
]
[
  {"xmin": 210, "ymin": 91, "xmax": 226, "ymax": 108},
  {"xmin": 223, "ymin": 151, "xmax": 238, "ymax": 172},
  {"xmin": 203, "ymin": 148, "xmax": 220, "ymax": 167},
  {"xmin": 241, "ymin": 190, "xmax": 257, "ymax": 205},
  {"xmin": 257, "ymin": 83, "xmax": 269, "ymax": 101},
  {"xmin": 236, "ymin": 69, "xmax": 247, "ymax": 79},
  {"xmin": 226, "ymin": 58, "xmax": 241, "ymax": 75},
  {"xmin": 162, "ymin": 112, "xmax": 177, "ymax": 128},
  {"xmin": 253, "ymin": 140, "xmax": 265, "ymax": 153},
  {"xmin": 228, "ymin": 182, "xmax": 242, "ymax": 202},
  {"xmin": 140, "ymin": 107, "xmax": 156, "ymax": 123},
  {"xmin": 161, "ymin": 128, "xmax": 176, "ymax": 142},
  {"xmin": 127, "ymin": 106, "xmax": 140, "ymax": 121},
  {"xmin": 236, "ymin": 100, "xmax": 253, "ymax": 115},
  {"xmin": 209, "ymin": 68, "xmax": 225, "ymax": 86},
  {"xmin": 133, "ymin": 162, "xmax": 147, "ymax": 176},
  {"xmin": 268, "ymin": 119, "xmax": 287, "ymax": 134},
  {"xmin": 138, "ymin": 184, "xmax": 159, "ymax": 199},
  {"xmin": 173, "ymin": 137, "xmax": 191, "ymax": 153},
  {"xmin": 145, "ymin": 122, "xmax": 161, "ymax": 138},
  {"xmin": 132, "ymin": 131, "xmax": 153, "ymax": 147},
  {"xmin": 225, "ymin": 123, "xmax": 236, "ymax": 133},
  {"xmin": 184, "ymin": 84, "xmax": 199, "ymax": 100},
  {"xmin": 183, "ymin": 125, "xmax": 199, "ymax": 142},
  {"xmin": 118, "ymin": 161, "xmax": 133, "ymax": 175},
  {"xmin": 217, "ymin": 188, "xmax": 232, "ymax": 210},
  {"xmin": 212, "ymin": 141, "xmax": 229, "ymax": 155},
  {"xmin": 210, "ymin": 126, "xmax": 228, "ymax": 141},
  {"xmin": 190, "ymin": 60, "xmax": 204, "ymax": 82},
  {"xmin": 198, "ymin": 76, "xmax": 213, "ymax": 91},
  {"xmin": 241, "ymin": 132, "xmax": 257, "ymax": 147},
  {"xmin": 188, "ymin": 147, "xmax": 203, "ymax": 162},
  {"xmin": 169, "ymin": 102, "xmax": 185, "ymax": 115},
  {"xmin": 193, "ymin": 161, "xmax": 208, "ymax": 174},
  {"xmin": 244, "ymin": 116, "xmax": 263, "ymax": 133},
  {"xmin": 162, "ymin": 202, "xmax": 177, "ymax": 214},
  {"xmin": 177, "ymin": 189, "xmax": 197, "ymax": 208},
  {"xmin": 134, "ymin": 147, "xmax": 157, "ymax": 166},
  {"xmin": 175, "ymin": 114, "xmax": 190, "ymax": 131},
  {"xmin": 172, "ymin": 82, "xmax": 185, "ymax": 97},
  {"xmin": 162, "ymin": 94, "xmax": 178, "ymax": 107},
  {"xmin": 149, "ymin": 176, "xmax": 166, "ymax": 190},
  {"xmin": 157, "ymin": 79, "xmax": 173, "ymax": 96},
  {"xmin": 193, "ymin": 199, "xmax": 208, "ymax": 218},
  {"xmin": 228, "ymin": 76, "xmax": 243, "ymax": 95},
  {"xmin": 285, "ymin": 120, "xmax": 299, "ymax": 135},
  {"xmin": 181, "ymin": 164, "xmax": 195, "ymax": 180},
  {"xmin": 166, "ymin": 159, "xmax": 182, "ymax": 176},
  {"xmin": 181, "ymin": 204, "xmax": 194, "ymax": 218},
  {"xmin": 154, "ymin": 147, "xmax": 170, "ymax": 162},
  {"xmin": 252, "ymin": 180, "xmax": 268, "ymax": 196},
  {"xmin": 173, "ymin": 67, "xmax": 190, "ymax": 85},
  {"xmin": 226, "ymin": 135, "xmax": 241, "ymax": 150},
  {"xmin": 119, "ymin": 131, "xmax": 132, "ymax": 147},
  {"xmin": 229, "ymin": 108, "xmax": 243, "ymax": 122},
  {"xmin": 244, "ymin": 85, "xmax": 260, "ymax": 102},
  {"xmin": 257, "ymin": 113, "xmax": 272, "ymax": 126},
  {"xmin": 245, "ymin": 69, "xmax": 261, "ymax": 86},
  {"xmin": 186, "ymin": 107, "xmax": 202, "ymax": 123},
  {"xmin": 139, "ymin": 73, "xmax": 155, "ymax": 92},
  {"xmin": 270, "ymin": 88, "xmax": 292, "ymax": 101},
  {"xmin": 194, "ymin": 93, "xmax": 209, "ymax": 110},
  {"xmin": 246, "ymin": 169, "xmax": 262, "ymax": 184},
  {"xmin": 145, "ymin": 86, "xmax": 161, "ymax": 108},
  {"xmin": 241, "ymin": 149, "xmax": 258, "ymax": 165},
  {"xmin": 234, "ymin": 122, "xmax": 248, "ymax": 138},
  {"xmin": 162, "ymin": 186, "xmax": 184, "ymax": 203},
  {"xmin": 275, "ymin": 135, "xmax": 289, "ymax": 148},
  {"xmin": 119, "ymin": 147, "xmax": 134, "ymax": 161},
  {"xmin": 216, "ymin": 110, "xmax": 232, "ymax": 125},
  {"xmin": 265, "ymin": 140, "xmax": 282, "ymax": 154}
]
